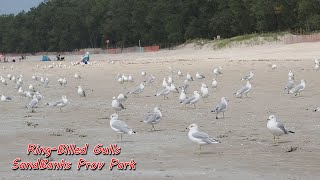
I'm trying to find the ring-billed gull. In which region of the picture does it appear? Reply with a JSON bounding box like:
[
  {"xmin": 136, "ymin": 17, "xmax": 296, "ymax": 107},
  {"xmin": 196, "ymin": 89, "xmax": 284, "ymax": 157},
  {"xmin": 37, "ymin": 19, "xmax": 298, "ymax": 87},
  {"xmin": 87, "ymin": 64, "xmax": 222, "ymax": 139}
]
[
  {"xmin": 267, "ymin": 115, "xmax": 294, "ymax": 143},
  {"xmin": 284, "ymin": 77, "xmax": 295, "ymax": 94},
  {"xmin": 315, "ymin": 63, "xmax": 319, "ymax": 71},
  {"xmin": 141, "ymin": 71, "xmax": 146, "ymax": 76},
  {"xmin": 18, "ymin": 87, "xmax": 25, "ymax": 96},
  {"xmin": 179, "ymin": 79, "xmax": 189, "ymax": 92},
  {"xmin": 128, "ymin": 74, "xmax": 133, "ymax": 82},
  {"xmin": 77, "ymin": 86, "xmax": 86, "ymax": 97},
  {"xmin": 32, "ymin": 75, "xmax": 38, "ymax": 81},
  {"xmin": 289, "ymin": 79, "xmax": 306, "ymax": 96},
  {"xmin": 155, "ymin": 85, "xmax": 170, "ymax": 99},
  {"xmin": 241, "ymin": 71, "xmax": 254, "ymax": 81},
  {"xmin": 186, "ymin": 72, "xmax": 194, "ymax": 81},
  {"xmin": 141, "ymin": 106, "xmax": 162, "ymax": 131},
  {"xmin": 187, "ymin": 123, "xmax": 221, "ymax": 154},
  {"xmin": 46, "ymin": 96, "xmax": 68, "ymax": 112},
  {"xmin": 117, "ymin": 94, "xmax": 128, "ymax": 103},
  {"xmin": 127, "ymin": 83, "xmax": 145, "ymax": 95},
  {"xmin": 112, "ymin": 97, "xmax": 125, "ymax": 113},
  {"xmin": 1, "ymin": 94, "xmax": 12, "ymax": 102},
  {"xmin": 181, "ymin": 91, "xmax": 201, "ymax": 108},
  {"xmin": 234, "ymin": 81, "xmax": 252, "ymax": 98},
  {"xmin": 211, "ymin": 97, "xmax": 228, "ymax": 119},
  {"xmin": 200, "ymin": 83, "xmax": 209, "ymax": 99},
  {"xmin": 162, "ymin": 78, "xmax": 168, "ymax": 88},
  {"xmin": 196, "ymin": 72, "xmax": 205, "ymax": 79},
  {"xmin": 26, "ymin": 95, "xmax": 39, "ymax": 113},
  {"xmin": 110, "ymin": 113, "xmax": 136, "ymax": 142},
  {"xmin": 29, "ymin": 84, "xmax": 36, "ymax": 92},
  {"xmin": 144, "ymin": 74, "xmax": 156, "ymax": 84},
  {"xmin": 288, "ymin": 70, "xmax": 294, "ymax": 79},
  {"xmin": 213, "ymin": 67, "xmax": 222, "ymax": 77},
  {"xmin": 74, "ymin": 73, "xmax": 81, "ymax": 79},
  {"xmin": 177, "ymin": 70, "xmax": 183, "ymax": 77},
  {"xmin": 169, "ymin": 84, "xmax": 179, "ymax": 94},
  {"xmin": 179, "ymin": 89, "xmax": 186, "ymax": 103},
  {"xmin": 168, "ymin": 76, "xmax": 173, "ymax": 84},
  {"xmin": 211, "ymin": 78, "xmax": 218, "ymax": 89}
]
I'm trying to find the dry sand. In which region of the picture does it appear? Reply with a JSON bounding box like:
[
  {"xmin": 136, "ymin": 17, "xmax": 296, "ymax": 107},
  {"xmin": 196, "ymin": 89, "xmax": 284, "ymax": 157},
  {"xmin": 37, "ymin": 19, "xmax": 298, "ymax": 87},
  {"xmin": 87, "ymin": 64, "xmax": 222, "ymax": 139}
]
[{"xmin": 1, "ymin": 42, "xmax": 320, "ymax": 179}]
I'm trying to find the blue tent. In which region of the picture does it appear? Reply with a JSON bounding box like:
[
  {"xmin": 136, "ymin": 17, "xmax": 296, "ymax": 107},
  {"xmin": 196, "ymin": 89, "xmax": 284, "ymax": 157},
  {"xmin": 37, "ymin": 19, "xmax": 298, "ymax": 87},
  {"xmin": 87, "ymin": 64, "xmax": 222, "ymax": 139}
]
[{"xmin": 41, "ymin": 55, "xmax": 50, "ymax": 61}]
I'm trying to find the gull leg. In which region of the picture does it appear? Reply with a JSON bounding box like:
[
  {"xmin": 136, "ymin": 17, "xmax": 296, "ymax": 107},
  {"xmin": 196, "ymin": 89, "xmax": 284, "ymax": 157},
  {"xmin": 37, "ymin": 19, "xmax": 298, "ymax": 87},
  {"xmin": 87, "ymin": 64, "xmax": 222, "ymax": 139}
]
[
  {"xmin": 120, "ymin": 134, "xmax": 123, "ymax": 142},
  {"xmin": 216, "ymin": 113, "xmax": 218, "ymax": 119},
  {"xmin": 223, "ymin": 112, "xmax": 225, "ymax": 119},
  {"xmin": 152, "ymin": 125, "xmax": 155, "ymax": 131},
  {"xmin": 273, "ymin": 136, "xmax": 276, "ymax": 143},
  {"xmin": 199, "ymin": 145, "xmax": 202, "ymax": 154},
  {"xmin": 60, "ymin": 108, "xmax": 62, "ymax": 112}
]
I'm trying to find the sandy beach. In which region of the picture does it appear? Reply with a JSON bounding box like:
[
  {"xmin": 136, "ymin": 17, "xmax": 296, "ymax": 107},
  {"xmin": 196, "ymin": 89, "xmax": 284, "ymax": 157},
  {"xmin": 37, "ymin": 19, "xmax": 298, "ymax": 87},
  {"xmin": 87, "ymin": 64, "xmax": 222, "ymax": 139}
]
[{"xmin": 1, "ymin": 42, "xmax": 320, "ymax": 180}]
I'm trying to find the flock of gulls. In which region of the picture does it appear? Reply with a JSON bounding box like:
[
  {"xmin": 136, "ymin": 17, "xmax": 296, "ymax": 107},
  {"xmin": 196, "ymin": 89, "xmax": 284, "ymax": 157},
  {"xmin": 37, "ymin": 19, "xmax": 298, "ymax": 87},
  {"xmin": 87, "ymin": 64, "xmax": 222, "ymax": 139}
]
[{"xmin": 1, "ymin": 58, "xmax": 319, "ymax": 154}]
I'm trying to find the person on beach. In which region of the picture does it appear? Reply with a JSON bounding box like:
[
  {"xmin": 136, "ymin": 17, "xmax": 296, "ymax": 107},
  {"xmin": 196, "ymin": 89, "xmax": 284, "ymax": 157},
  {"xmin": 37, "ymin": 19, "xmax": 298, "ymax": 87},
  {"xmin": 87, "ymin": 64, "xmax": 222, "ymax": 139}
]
[{"xmin": 81, "ymin": 52, "xmax": 90, "ymax": 64}]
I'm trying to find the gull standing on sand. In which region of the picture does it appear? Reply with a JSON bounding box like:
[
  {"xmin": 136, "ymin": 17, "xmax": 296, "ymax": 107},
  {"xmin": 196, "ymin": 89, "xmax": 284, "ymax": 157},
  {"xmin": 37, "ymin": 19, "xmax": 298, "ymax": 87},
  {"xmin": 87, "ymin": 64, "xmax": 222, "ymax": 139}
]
[
  {"xmin": 288, "ymin": 70, "xmax": 294, "ymax": 79},
  {"xmin": 315, "ymin": 63, "xmax": 319, "ymax": 71},
  {"xmin": 234, "ymin": 81, "xmax": 252, "ymax": 98},
  {"xmin": 128, "ymin": 74, "xmax": 133, "ymax": 82},
  {"xmin": 141, "ymin": 71, "xmax": 146, "ymax": 76},
  {"xmin": 74, "ymin": 73, "xmax": 81, "ymax": 79},
  {"xmin": 117, "ymin": 94, "xmax": 128, "ymax": 103},
  {"xmin": 289, "ymin": 79, "xmax": 306, "ymax": 96},
  {"xmin": 200, "ymin": 83, "xmax": 209, "ymax": 98},
  {"xmin": 144, "ymin": 74, "xmax": 156, "ymax": 84},
  {"xmin": 162, "ymin": 78, "xmax": 168, "ymax": 88},
  {"xmin": 211, "ymin": 97, "xmax": 228, "ymax": 119},
  {"xmin": 112, "ymin": 97, "xmax": 125, "ymax": 113},
  {"xmin": 1, "ymin": 94, "xmax": 12, "ymax": 102},
  {"xmin": 77, "ymin": 86, "xmax": 86, "ymax": 97},
  {"xmin": 242, "ymin": 71, "xmax": 254, "ymax": 81},
  {"xmin": 155, "ymin": 85, "xmax": 170, "ymax": 99},
  {"xmin": 284, "ymin": 77, "xmax": 295, "ymax": 94},
  {"xmin": 187, "ymin": 124, "xmax": 221, "ymax": 154},
  {"xmin": 196, "ymin": 72, "xmax": 205, "ymax": 79},
  {"xmin": 169, "ymin": 84, "xmax": 179, "ymax": 94},
  {"xmin": 29, "ymin": 84, "xmax": 36, "ymax": 92},
  {"xmin": 213, "ymin": 67, "xmax": 222, "ymax": 77},
  {"xmin": 177, "ymin": 70, "xmax": 183, "ymax": 77},
  {"xmin": 110, "ymin": 113, "xmax": 136, "ymax": 142},
  {"xmin": 186, "ymin": 72, "xmax": 194, "ymax": 81},
  {"xmin": 180, "ymin": 79, "xmax": 189, "ymax": 92},
  {"xmin": 179, "ymin": 89, "xmax": 187, "ymax": 103},
  {"xmin": 211, "ymin": 78, "xmax": 218, "ymax": 90},
  {"xmin": 18, "ymin": 87, "xmax": 25, "ymax": 96},
  {"xmin": 26, "ymin": 95, "xmax": 39, "ymax": 113},
  {"xmin": 46, "ymin": 96, "xmax": 68, "ymax": 112},
  {"xmin": 32, "ymin": 75, "xmax": 38, "ymax": 81},
  {"xmin": 267, "ymin": 115, "xmax": 294, "ymax": 143},
  {"xmin": 167, "ymin": 76, "xmax": 173, "ymax": 84},
  {"xmin": 181, "ymin": 91, "xmax": 201, "ymax": 107},
  {"xmin": 141, "ymin": 106, "xmax": 162, "ymax": 131},
  {"xmin": 127, "ymin": 83, "xmax": 145, "ymax": 95}
]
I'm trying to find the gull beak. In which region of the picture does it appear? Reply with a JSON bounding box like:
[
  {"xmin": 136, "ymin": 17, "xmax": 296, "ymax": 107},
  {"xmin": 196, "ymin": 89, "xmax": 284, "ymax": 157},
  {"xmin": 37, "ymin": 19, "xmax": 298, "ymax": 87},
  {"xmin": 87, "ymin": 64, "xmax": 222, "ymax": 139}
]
[
  {"xmin": 267, "ymin": 118, "xmax": 270, "ymax": 121},
  {"xmin": 186, "ymin": 127, "xmax": 188, "ymax": 130}
]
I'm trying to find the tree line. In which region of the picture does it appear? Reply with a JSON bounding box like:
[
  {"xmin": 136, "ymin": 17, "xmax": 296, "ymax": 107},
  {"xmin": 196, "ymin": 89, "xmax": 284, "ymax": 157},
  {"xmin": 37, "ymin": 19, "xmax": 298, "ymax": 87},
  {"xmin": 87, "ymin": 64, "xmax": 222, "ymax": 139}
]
[{"xmin": 0, "ymin": 0, "xmax": 320, "ymax": 53}]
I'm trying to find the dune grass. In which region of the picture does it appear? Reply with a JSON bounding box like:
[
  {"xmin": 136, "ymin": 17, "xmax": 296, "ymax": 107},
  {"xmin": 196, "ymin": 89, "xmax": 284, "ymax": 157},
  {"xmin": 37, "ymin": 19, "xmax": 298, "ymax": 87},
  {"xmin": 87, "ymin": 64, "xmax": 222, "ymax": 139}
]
[{"xmin": 186, "ymin": 32, "xmax": 289, "ymax": 49}]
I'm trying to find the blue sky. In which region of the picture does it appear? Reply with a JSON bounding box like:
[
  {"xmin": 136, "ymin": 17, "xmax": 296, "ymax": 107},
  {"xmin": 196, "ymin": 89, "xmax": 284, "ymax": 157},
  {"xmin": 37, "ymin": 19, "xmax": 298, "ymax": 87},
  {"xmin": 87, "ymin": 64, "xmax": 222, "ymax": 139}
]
[{"xmin": 0, "ymin": 0, "xmax": 43, "ymax": 15}]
